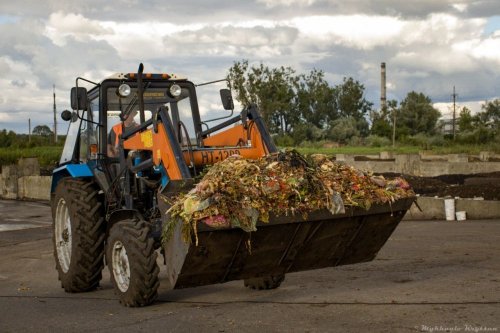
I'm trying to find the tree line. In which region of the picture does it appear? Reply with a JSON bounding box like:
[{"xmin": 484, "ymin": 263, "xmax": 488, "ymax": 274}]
[
  {"xmin": 228, "ymin": 60, "xmax": 500, "ymax": 147},
  {"xmin": 0, "ymin": 125, "xmax": 63, "ymax": 148},
  {"xmin": 455, "ymin": 100, "xmax": 500, "ymax": 144}
]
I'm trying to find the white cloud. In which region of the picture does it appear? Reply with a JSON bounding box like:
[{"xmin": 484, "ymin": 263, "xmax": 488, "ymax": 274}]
[
  {"xmin": 290, "ymin": 15, "xmax": 404, "ymax": 49},
  {"xmin": 392, "ymin": 50, "xmax": 479, "ymax": 75},
  {"xmin": 44, "ymin": 11, "xmax": 113, "ymax": 46},
  {"xmin": 89, "ymin": 21, "xmax": 205, "ymax": 59},
  {"xmin": 0, "ymin": 56, "xmax": 55, "ymax": 129},
  {"xmin": 434, "ymin": 100, "xmax": 490, "ymax": 117},
  {"xmin": 256, "ymin": 0, "xmax": 316, "ymax": 7},
  {"xmin": 452, "ymin": 3, "xmax": 468, "ymax": 13},
  {"xmin": 162, "ymin": 25, "xmax": 298, "ymax": 58},
  {"xmin": 453, "ymin": 36, "xmax": 500, "ymax": 63}
]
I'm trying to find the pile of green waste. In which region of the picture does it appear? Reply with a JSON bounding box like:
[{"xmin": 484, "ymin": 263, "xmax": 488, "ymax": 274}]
[{"xmin": 162, "ymin": 150, "xmax": 414, "ymax": 245}]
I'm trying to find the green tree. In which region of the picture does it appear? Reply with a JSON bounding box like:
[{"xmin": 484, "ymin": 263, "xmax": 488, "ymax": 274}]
[
  {"xmin": 291, "ymin": 122, "xmax": 323, "ymax": 144},
  {"xmin": 296, "ymin": 69, "xmax": 334, "ymax": 129},
  {"xmin": 458, "ymin": 99, "xmax": 500, "ymax": 144},
  {"xmin": 32, "ymin": 125, "xmax": 53, "ymax": 137},
  {"xmin": 228, "ymin": 60, "xmax": 374, "ymax": 141},
  {"xmin": 371, "ymin": 104, "xmax": 390, "ymax": 138},
  {"xmin": 0, "ymin": 129, "xmax": 17, "ymax": 147},
  {"xmin": 482, "ymin": 99, "xmax": 500, "ymax": 132},
  {"xmin": 397, "ymin": 91, "xmax": 441, "ymax": 136},
  {"xmin": 326, "ymin": 117, "xmax": 360, "ymax": 144},
  {"xmin": 371, "ymin": 99, "xmax": 399, "ymax": 142},
  {"xmin": 228, "ymin": 61, "xmax": 299, "ymax": 134},
  {"xmin": 330, "ymin": 77, "xmax": 372, "ymax": 137},
  {"xmin": 264, "ymin": 66, "xmax": 300, "ymax": 134},
  {"xmin": 371, "ymin": 116, "xmax": 392, "ymax": 138},
  {"xmin": 457, "ymin": 107, "xmax": 474, "ymax": 132},
  {"xmin": 333, "ymin": 77, "xmax": 373, "ymax": 120}
]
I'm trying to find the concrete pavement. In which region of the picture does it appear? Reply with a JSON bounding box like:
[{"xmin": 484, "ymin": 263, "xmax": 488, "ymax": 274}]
[{"xmin": 0, "ymin": 199, "xmax": 499, "ymax": 332}]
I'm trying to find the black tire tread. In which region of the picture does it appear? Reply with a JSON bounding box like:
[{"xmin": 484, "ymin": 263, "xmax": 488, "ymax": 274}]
[
  {"xmin": 52, "ymin": 178, "xmax": 105, "ymax": 292},
  {"xmin": 107, "ymin": 219, "xmax": 159, "ymax": 307}
]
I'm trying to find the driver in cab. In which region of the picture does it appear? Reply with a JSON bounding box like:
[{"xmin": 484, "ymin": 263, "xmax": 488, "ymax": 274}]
[{"xmin": 107, "ymin": 110, "xmax": 138, "ymax": 158}]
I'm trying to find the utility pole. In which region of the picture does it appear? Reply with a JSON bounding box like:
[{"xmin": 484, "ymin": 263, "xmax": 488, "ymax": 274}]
[
  {"xmin": 53, "ymin": 84, "xmax": 57, "ymax": 143},
  {"xmin": 452, "ymin": 86, "xmax": 457, "ymax": 140},
  {"xmin": 29, "ymin": 118, "xmax": 31, "ymax": 143},
  {"xmin": 392, "ymin": 105, "xmax": 396, "ymax": 148}
]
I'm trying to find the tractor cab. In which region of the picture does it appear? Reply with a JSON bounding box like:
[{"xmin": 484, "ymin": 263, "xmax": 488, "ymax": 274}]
[{"xmin": 59, "ymin": 73, "xmax": 205, "ymax": 166}]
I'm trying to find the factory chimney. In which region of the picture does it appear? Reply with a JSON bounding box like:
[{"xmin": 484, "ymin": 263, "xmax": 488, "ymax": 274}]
[{"xmin": 381, "ymin": 62, "xmax": 387, "ymax": 111}]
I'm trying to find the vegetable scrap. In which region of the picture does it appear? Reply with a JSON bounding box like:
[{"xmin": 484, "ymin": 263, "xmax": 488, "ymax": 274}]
[{"xmin": 162, "ymin": 150, "xmax": 415, "ymax": 245}]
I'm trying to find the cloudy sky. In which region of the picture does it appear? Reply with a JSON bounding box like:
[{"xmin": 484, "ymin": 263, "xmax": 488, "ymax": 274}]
[{"xmin": 0, "ymin": 0, "xmax": 499, "ymax": 133}]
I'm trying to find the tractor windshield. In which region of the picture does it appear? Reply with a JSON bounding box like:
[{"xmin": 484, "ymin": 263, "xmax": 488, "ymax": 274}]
[{"xmin": 106, "ymin": 84, "xmax": 196, "ymax": 146}]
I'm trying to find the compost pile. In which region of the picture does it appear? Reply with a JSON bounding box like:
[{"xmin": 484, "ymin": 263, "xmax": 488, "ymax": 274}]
[{"xmin": 163, "ymin": 150, "xmax": 415, "ymax": 244}]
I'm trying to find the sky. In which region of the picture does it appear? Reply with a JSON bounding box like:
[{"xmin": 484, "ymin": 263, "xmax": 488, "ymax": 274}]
[{"xmin": 0, "ymin": 0, "xmax": 499, "ymax": 134}]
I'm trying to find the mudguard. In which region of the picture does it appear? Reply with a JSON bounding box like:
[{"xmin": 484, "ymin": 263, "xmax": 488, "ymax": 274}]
[{"xmin": 51, "ymin": 163, "xmax": 93, "ymax": 193}]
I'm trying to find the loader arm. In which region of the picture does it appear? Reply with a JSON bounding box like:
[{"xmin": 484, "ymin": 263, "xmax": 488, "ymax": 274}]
[{"xmin": 122, "ymin": 105, "xmax": 276, "ymax": 181}]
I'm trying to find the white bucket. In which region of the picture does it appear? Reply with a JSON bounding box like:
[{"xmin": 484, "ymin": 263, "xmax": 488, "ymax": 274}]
[
  {"xmin": 455, "ymin": 211, "xmax": 467, "ymax": 221},
  {"xmin": 444, "ymin": 198, "xmax": 455, "ymax": 221}
]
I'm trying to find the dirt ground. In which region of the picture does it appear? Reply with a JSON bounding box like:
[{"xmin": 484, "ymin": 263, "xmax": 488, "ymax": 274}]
[
  {"xmin": 1, "ymin": 200, "xmax": 500, "ymax": 332},
  {"xmin": 381, "ymin": 172, "xmax": 500, "ymax": 200}
]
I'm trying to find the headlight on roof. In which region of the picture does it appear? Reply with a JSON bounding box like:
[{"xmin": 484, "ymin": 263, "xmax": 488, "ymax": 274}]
[
  {"xmin": 169, "ymin": 84, "xmax": 182, "ymax": 97},
  {"xmin": 118, "ymin": 84, "xmax": 131, "ymax": 97}
]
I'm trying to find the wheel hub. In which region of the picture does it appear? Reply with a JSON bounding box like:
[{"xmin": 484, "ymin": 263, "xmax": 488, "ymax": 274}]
[
  {"xmin": 55, "ymin": 198, "xmax": 72, "ymax": 273},
  {"xmin": 112, "ymin": 241, "xmax": 130, "ymax": 292}
]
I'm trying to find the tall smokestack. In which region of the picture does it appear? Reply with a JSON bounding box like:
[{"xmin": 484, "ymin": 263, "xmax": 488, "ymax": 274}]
[{"xmin": 381, "ymin": 62, "xmax": 387, "ymax": 111}]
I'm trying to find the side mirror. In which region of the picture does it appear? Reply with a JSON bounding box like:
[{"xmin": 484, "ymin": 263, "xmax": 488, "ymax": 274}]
[
  {"xmin": 71, "ymin": 87, "xmax": 88, "ymax": 111},
  {"xmin": 61, "ymin": 110, "xmax": 72, "ymax": 121},
  {"xmin": 220, "ymin": 89, "xmax": 234, "ymax": 111}
]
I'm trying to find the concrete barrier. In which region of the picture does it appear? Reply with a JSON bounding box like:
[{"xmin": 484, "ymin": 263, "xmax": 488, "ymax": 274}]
[
  {"xmin": 403, "ymin": 196, "xmax": 500, "ymax": 221},
  {"xmin": 456, "ymin": 199, "xmax": 500, "ymax": 220},
  {"xmin": 348, "ymin": 154, "xmax": 500, "ymax": 177},
  {"xmin": 404, "ymin": 197, "xmax": 446, "ymax": 220},
  {"xmin": 0, "ymin": 157, "xmax": 49, "ymax": 201},
  {"xmin": 0, "ymin": 165, "xmax": 19, "ymax": 199},
  {"xmin": 17, "ymin": 176, "xmax": 51, "ymax": 201},
  {"xmin": 17, "ymin": 158, "xmax": 40, "ymax": 177}
]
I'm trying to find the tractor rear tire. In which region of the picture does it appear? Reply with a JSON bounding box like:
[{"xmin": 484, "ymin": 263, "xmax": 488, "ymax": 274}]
[
  {"xmin": 244, "ymin": 274, "xmax": 285, "ymax": 290},
  {"xmin": 106, "ymin": 219, "xmax": 160, "ymax": 307},
  {"xmin": 52, "ymin": 178, "xmax": 105, "ymax": 292}
]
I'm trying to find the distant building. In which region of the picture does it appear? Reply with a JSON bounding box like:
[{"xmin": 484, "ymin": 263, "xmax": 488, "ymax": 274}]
[{"xmin": 439, "ymin": 118, "xmax": 459, "ymax": 135}]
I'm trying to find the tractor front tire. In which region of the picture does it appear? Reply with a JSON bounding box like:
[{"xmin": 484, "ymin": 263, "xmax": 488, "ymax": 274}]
[
  {"xmin": 244, "ymin": 274, "xmax": 285, "ymax": 290},
  {"xmin": 106, "ymin": 219, "xmax": 160, "ymax": 307},
  {"xmin": 52, "ymin": 178, "xmax": 105, "ymax": 292}
]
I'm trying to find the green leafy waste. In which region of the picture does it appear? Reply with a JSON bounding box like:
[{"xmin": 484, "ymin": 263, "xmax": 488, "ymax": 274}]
[{"xmin": 161, "ymin": 150, "xmax": 415, "ymax": 245}]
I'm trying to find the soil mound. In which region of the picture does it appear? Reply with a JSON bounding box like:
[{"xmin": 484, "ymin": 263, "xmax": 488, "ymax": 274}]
[{"xmin": 379, "ymin": 172, "xmax": 500, "ymax": 200}]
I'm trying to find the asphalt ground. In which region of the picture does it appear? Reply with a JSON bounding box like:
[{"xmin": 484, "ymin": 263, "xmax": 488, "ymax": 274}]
[{"xmin": 0, "ymin": 199, "xmax": 499, "ymax": 333}]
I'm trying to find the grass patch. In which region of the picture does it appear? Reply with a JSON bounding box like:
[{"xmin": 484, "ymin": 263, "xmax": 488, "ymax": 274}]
[
  {"xmin": 289, "ymin": 144, "xmax": 499, "ymax": 156},
  {"xmin": 0, "ymin": 146, "xmax": 62, "ymax": 168}
]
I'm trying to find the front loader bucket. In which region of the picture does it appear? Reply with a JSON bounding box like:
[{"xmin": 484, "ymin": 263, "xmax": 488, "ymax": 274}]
[{"xmin": 159, "ymin": 187, "xmax": 414, "ymax": 290}]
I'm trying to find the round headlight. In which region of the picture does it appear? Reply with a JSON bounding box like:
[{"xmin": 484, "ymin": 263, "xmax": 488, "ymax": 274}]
[
  {"xmin": 118, "ymin": 84, "xmax": 131, "ymax": 97},
  {"xmin": 170, "ymin": 84, "xmax": 182, "ymax": 97}
]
